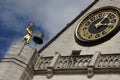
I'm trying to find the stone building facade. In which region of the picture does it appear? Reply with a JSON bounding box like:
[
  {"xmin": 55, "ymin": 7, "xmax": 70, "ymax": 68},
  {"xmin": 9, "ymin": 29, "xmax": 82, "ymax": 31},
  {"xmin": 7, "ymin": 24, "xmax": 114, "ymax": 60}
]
[{"xmin": 1, "ymin": 0, "xmax": 120, "ymax": 80}]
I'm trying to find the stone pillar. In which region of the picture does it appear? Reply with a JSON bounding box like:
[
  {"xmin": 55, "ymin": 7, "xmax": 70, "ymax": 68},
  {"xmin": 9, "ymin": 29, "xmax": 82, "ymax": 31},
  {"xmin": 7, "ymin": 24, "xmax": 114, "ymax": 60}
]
[
  {"xmin": 47, "ymin": 52, "xmax": 61, "ymax": 78},
  {"xmin": 87, "ymin": 51, "xmax": 101, "ymax": 78},
  {"xmin": 0, "ymin": 42, "xmax": 39, "ymax": 80}
]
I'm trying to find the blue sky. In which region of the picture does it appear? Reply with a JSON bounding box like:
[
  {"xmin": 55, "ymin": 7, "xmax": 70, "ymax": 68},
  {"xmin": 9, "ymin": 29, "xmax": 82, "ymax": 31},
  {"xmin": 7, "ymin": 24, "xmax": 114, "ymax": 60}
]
[{"xmin": 0, "ymin": 0, "xmax": 94, "ymax": 59}]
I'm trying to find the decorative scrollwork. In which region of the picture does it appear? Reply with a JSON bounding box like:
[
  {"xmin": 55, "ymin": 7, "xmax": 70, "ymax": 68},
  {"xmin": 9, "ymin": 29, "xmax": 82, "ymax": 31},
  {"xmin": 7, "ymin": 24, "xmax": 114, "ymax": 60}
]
[
  {"xmin": 36, "ymin": 54, "xmax": 120, "ymax": 71},
  {"xmin": 34, "ymin": 53, "xmax": 120, "ymax": 78},
  {"xmin": 97, "ymin": 55, "xmax": 120, "ymax": 68},
  {"xmin": 38, "ymin": 57, "xmax": 53, "ymax": 70},
  {"xmin": 56, "ymin": 56, "xmax": 91, "ymax": 69}
]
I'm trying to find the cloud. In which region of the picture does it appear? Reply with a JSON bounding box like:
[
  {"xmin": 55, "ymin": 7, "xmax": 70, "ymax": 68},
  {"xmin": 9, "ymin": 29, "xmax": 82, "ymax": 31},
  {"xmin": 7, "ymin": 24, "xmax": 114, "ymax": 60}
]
[
  {"xmin": 0, "ymin": 0, "xmax": 94, "ymax": 58},
  {"xmin": 0, "ymin": 0, "xmax": 94, "ymax": 38}
]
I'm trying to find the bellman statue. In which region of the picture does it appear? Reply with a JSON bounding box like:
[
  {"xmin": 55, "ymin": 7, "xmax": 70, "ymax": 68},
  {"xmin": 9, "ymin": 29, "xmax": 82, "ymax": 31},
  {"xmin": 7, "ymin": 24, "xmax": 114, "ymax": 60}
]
[{"xmin": 21, "ymin": 23, "xmax": 33, "ymax": 43}]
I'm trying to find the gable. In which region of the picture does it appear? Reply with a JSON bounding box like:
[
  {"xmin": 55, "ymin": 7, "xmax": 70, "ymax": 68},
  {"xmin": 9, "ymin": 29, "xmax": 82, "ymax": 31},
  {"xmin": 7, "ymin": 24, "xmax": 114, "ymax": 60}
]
[{"xmin": 38, "ymin": 0, "xmax": 120, "ymax": 57}]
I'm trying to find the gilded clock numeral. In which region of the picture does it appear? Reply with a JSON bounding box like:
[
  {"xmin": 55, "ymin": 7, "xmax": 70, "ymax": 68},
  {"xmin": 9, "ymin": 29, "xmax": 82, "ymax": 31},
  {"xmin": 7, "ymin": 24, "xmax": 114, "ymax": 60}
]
[
  {"xmin": 95, "ymin": 34, "xmax": 100, "ymax": 38},
  {"xmin": 88, "ymin": 34, "xmax": 93, "ymax": 39},
  {"xmin": 102, "ymin": 31, "xmax": 107, "ymax": 35},
  {"xmin": 82, "ymin": 33, "xmax": 92, "ymax": 39},
  {"xmin": 111, "ymin": 19, "xmax": 116, "ymax": 23},
  {"xmin": 90, "ymin": 16, "xmax": 96, "ymax": 22},
  {"xmin": 98, "ymin": 13, "xmax": 103, "ymax": 18},
  {"xmin": 108, "ymin": 14, "xmax": 115, "ymax": 19},
  {"xmin": 82, "ymin": 27, "xmax": 88, "ymax": 30},
  {"xmin": 85, "ymin": 21, "xmax": 91, "ymax": 26}
]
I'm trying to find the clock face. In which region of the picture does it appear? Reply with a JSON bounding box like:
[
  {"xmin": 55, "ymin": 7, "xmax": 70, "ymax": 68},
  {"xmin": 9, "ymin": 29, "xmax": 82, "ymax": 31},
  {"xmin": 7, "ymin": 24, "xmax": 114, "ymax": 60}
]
[{"xmin": 75, "ymin": 6, "xmax": 120, "ymax": 44}]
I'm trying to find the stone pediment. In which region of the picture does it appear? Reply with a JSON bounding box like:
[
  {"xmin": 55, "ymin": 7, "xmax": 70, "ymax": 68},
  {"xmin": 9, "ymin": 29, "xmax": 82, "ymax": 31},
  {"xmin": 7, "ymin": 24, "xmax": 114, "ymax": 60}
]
[
  {"xmin": 38, "ymin": 0, "xmax": 99, "ymax": 55},
  {"xmin": 38, "ymin": 0, "xmax": 120, "ymax": 57}
]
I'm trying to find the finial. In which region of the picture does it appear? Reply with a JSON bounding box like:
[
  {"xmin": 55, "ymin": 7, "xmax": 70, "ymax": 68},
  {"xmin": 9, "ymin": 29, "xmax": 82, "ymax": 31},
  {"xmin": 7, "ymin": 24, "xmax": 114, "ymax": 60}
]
[{"xmin": 21, "ymin": 23, "xmax": 33, "ymax": 43}]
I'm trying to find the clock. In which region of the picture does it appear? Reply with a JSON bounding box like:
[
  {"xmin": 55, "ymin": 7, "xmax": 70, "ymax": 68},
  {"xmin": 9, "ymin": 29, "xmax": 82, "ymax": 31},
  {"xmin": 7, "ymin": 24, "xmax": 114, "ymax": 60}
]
[{"xmin": 75, "ymin": 6, "xmax": 120, "ymax": 45}]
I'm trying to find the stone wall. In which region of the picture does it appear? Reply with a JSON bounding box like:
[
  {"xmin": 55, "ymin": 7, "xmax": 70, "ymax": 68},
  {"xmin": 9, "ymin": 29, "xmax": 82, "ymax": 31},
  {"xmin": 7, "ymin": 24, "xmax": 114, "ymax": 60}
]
[{"xmin": 33, "ymin": 0, "xmax": 120, "ymax": 80}]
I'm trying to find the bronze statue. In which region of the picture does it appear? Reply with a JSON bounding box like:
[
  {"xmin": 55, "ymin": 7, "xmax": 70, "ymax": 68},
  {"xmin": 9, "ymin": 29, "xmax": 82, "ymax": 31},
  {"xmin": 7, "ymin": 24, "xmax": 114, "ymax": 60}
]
[{"xmin": 21, "ymin": 23, "xmax": 33, "ymax": 43}]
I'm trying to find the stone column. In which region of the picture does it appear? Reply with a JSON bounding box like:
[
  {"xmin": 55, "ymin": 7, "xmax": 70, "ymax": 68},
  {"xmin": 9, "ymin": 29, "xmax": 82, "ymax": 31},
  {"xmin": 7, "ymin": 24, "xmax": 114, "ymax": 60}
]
[{"xmin": 0, "ymin": 42, "xmax": 39, "ymax": 80}]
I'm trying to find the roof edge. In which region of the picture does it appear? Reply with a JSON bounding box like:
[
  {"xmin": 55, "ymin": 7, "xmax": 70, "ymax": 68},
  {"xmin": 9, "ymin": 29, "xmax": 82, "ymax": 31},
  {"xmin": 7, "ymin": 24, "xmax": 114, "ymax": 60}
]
[{"xmin": 38, "ymin": 0, "xmax": 99, "ymax": 53}]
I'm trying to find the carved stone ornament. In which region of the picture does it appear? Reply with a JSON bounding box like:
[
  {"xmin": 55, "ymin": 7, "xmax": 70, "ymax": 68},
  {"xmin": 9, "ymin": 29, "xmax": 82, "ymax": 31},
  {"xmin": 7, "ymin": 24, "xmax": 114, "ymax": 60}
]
[{"xmin": 34, "ymin": 52, "xmax": 120, "ymax": 78}]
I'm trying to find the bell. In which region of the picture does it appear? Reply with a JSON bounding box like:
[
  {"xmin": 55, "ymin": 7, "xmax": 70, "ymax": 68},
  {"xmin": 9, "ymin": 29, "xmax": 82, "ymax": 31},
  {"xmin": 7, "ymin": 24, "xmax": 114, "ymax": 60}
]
[{"xmin": 33, "ymin": 32, "xmax": 44, "ymax": 44}]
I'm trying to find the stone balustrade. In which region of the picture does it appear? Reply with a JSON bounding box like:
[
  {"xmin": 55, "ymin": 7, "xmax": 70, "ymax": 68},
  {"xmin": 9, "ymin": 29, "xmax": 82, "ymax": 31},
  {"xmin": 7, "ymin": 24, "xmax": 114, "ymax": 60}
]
[{"xmin": 34, "ymin": 52, "xmax": 120, "ymax": 78}]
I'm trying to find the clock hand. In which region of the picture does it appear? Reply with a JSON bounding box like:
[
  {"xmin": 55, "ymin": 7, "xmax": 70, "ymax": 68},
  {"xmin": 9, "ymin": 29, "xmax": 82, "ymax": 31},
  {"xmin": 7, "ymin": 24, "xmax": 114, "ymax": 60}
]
[
  {"xmin": 95, "ymin": 13, "xmax": 109, "ymax": 28},
  {"xmin": 95, "ymin": 23, "xmax": 113, "ymax": 28}
]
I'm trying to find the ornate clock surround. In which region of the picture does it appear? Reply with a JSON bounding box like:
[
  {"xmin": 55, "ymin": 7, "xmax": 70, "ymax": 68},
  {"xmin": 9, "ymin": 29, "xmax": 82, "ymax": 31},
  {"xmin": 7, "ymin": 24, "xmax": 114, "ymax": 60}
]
[{"xmin": 75, "ymin": 6, "xmax": 120, "ymax": 46}]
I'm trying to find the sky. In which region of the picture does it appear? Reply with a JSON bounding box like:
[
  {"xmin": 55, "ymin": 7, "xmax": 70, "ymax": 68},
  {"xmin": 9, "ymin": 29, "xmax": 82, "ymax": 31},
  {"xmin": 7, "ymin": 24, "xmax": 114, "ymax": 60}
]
[{"xmin": 0, "ymin": 0, "xmax": 94, "ymax": 59}]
